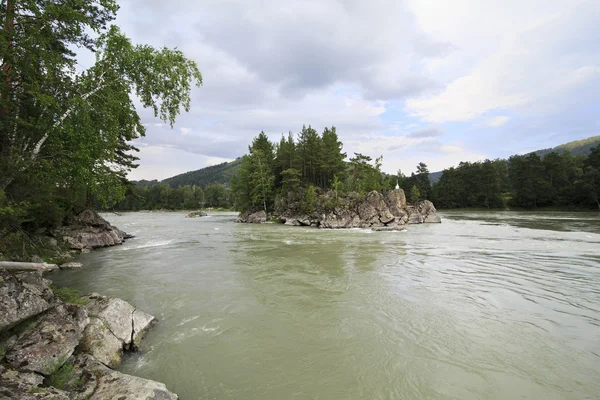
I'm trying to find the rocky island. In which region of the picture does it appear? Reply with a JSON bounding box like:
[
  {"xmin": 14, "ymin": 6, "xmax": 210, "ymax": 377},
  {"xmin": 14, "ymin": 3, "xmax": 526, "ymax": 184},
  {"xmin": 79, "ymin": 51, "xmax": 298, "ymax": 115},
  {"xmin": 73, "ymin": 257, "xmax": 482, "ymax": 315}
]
[{"xmin": 237, "ymin": 188, "xmax": 441, "ymax": 229}]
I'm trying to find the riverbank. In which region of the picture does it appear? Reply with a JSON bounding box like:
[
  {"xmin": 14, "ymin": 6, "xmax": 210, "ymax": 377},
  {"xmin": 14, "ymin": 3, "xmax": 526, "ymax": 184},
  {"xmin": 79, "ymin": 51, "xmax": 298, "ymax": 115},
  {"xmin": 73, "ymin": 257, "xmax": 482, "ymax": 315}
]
[{"xmin": 0, "ymin": 269, "xmax": 178, "ymax": 399}]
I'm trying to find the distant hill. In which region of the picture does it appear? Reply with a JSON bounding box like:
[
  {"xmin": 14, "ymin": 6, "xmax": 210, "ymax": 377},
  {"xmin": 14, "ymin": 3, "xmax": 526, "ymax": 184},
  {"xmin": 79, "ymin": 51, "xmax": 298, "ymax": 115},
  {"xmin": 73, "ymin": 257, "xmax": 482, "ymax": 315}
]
[
  {"xmin": 531, "ymin": 135, "xmax": 600, "ymax": 157},
  {"xmin": 134, "ymin": 159, "xmax": 242, "ymax": 188}
]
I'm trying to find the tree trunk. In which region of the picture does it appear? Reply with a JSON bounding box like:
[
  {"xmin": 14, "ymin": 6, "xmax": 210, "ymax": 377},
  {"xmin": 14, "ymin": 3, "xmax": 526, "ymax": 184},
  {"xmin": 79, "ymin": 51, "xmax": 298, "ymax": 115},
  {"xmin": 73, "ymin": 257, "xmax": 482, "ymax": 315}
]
[{"xmin": 0, "ymin": 261, "xmax": 58, "ymax": 272}]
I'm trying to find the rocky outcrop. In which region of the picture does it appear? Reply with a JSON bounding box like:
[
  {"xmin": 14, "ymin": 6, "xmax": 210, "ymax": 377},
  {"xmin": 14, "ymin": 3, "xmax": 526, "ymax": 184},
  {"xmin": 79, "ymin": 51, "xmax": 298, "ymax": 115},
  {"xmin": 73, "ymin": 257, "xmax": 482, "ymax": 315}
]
[
  {"xmin": 0, "ymin": 269, "xmax": 53, "ymax": 332},
  {"xmin": 186, "ymin": 210, "xmax": 207, "ymax": 218},
  {"xmin": 5, "ymin": 304, "xmax": 89, "ymax": 375},
  {"xmin": 246, "ymin": 188, "xmax": 440, "ymax": 229},
  {"xmin": 236, "ymin": 210, "xmax": 267, "ymax": 224},
  {"xmin": 80, "ymin": 293, "xmax": 155, "ymax": 366},
  {"xmin": 406, "ymin": 200, "xmax": 441, "ymax": 224},
  {"xmin": 0, "ymin": 269, "xmax": 176, "ymax": 399},
  {"xmin": 53, "ymin": 210, "xmax": 131, "ymax": 250}
]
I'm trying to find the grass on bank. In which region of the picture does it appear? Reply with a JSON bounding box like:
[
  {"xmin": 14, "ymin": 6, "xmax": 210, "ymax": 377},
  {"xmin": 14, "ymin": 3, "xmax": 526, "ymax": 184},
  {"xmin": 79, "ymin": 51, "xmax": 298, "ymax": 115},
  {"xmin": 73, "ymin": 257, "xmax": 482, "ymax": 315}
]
[{"xmin": 50, "ymin": 286, "xmax": 88, "ymax": 306}]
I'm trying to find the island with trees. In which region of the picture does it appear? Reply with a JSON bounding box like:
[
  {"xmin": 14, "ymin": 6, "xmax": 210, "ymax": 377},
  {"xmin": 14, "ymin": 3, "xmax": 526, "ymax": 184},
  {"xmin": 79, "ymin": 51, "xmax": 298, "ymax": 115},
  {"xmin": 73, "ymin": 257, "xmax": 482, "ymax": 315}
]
[{"xmin": 230, "ymin": 127, "xmax": 441, "ymax": 229}]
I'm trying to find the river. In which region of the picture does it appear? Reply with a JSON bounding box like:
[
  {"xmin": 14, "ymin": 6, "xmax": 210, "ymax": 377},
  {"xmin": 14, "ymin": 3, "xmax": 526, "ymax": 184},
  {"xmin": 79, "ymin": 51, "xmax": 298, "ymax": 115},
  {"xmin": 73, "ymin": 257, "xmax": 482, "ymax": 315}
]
[{"xmin": 51, "ymin": 211, "xmax": 600, "ymax": 400}]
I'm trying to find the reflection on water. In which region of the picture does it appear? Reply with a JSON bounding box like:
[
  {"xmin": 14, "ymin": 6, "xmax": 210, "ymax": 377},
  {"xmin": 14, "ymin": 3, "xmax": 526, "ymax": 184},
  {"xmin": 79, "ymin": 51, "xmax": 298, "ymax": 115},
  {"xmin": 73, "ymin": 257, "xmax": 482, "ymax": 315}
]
[{"xmin": 50, "ymin": 211, "xmax": 600, "ymax": 400}]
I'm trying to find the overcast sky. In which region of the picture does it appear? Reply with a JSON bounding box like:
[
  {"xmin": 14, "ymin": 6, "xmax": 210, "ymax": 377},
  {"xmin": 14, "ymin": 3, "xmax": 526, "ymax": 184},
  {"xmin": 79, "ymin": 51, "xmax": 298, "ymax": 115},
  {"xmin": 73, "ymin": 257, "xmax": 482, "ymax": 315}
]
[{"xmin": 113, "ymin": 0, "xmax": 600, "ymax": 180}]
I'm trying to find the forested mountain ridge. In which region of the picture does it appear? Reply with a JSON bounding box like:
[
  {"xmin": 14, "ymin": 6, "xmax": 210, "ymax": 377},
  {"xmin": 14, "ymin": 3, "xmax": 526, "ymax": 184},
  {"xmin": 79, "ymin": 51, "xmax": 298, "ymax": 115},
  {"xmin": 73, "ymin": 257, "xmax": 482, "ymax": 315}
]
[
  {"xmin": 532, "ymin": 136, "xmax": 600, "ymax": 158},
  {"xmin": 160, "ymin": 159, "xmax": 241, "ymax": 188}
]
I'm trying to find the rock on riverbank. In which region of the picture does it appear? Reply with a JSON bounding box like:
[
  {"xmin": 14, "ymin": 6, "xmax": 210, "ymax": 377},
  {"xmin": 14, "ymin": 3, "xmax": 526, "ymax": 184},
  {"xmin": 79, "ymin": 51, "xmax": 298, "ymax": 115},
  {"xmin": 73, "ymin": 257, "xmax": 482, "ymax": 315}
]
[
  {"xmin": 53, "ymin": 210, "xmax": 133, "ymax": 250},
  {"xmin": 0, "ymin": 269, "xmax": 177, "ymax": 400}
]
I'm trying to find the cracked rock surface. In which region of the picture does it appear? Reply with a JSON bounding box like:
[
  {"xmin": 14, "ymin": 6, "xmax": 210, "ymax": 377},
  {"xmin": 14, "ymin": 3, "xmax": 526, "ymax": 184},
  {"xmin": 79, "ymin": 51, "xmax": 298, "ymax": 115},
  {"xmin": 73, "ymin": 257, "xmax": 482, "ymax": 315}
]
[{"xmin": 0, "ymin": 270, "xmax": 175, "ymax": 399}]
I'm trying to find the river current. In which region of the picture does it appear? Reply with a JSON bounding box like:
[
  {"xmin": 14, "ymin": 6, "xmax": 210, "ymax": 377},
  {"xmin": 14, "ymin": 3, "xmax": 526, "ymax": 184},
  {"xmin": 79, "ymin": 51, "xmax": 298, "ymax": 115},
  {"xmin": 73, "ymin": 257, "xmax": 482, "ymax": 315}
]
[{"xmin": 51, "ymin": 211, "xmax": 600, "ymax": 399}]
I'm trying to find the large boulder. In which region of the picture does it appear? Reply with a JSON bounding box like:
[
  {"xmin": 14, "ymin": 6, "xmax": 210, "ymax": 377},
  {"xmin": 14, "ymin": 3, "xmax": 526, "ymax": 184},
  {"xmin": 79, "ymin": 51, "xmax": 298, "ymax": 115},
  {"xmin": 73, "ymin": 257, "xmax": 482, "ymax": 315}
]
[
  {"xmin": 358, "ymin": 191, "xmax": 396, "ymax": 227},
  {"xmin": 0, "ymin": 270, "xmax": 52, "ymax": 332},
  {"xmin": 53, "ymin": 210, "xmax": 129, "ymax": 250},
  {"xmin": 185, "ymin": 211, "xmax": 207, "ymax": 218},
  {"xmin": 385, "ymin": 189, "xmax": 407, "ymax": 217},
  {"xmin": 68, "ymin": 354, "xmax": 179, "ymax": 400},
  {"xmin": 80, "ymin": 294, "xmax": 155, "ymax": 366},
  {"xmin": 237, "ymin": 210, "xmax": 267, "ymax": 224},
  {"xmin": 0, "ymin": 365, "xmax": 71, "ymax": 400},
  {"xmin": 5, "ymin": 304, "xmax": 89, "ymax": 375},
  {"xmin": 406, "ymin": 200, "xmax": 441, "ymax": 224},
  {"xmin": 320, "ymin": 208, "xmax": 361, "ymax": 229}
]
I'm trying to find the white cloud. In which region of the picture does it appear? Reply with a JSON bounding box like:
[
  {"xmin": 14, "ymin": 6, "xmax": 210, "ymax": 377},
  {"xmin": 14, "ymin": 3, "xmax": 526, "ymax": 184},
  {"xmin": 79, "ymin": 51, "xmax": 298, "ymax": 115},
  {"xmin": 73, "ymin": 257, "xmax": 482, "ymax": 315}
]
[
  {"xmin": 405, "ymin": 0, "xmax": 600, "ymax": 122},
  {"xmin": 486, "ymin": 116, "xmax": 510, "ymax": 127},
  {"xmin": 105, "ymin": 0, "xmax": 600, "ymax": 180}
]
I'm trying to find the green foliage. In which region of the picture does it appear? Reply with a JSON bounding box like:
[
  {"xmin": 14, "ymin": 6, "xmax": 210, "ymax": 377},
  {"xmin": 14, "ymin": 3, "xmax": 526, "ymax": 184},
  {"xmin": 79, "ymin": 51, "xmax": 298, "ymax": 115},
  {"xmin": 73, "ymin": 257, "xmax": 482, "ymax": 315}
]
[
  {"xmin": 409, "ymin": 185, "xmax": 421, "ymax": 203},
  {"xmin": 161, "ymin": 159, "xmax": 241, "ymax": 188},
  {"xmin": 432, "ymin": 148, "xmax": 600, "ymax": 210},
  {"xmin": 44, "ymin": 360, "xmax": 84, "ymax": 391},
  {"xmin": 302, "ymin": 185, "xmax": 318, "ymax": 214},
  {"xmin": 415, "ymin": 162, "xmax": 431, "ymax": 199},
  {"xmin": 51, "ymin": 286, "xmax": 88, "ymax": 306},
  {"xmin": 1, "ymin": 1, "xmax": 201, "ymax": 236},
  {"xmin": 432, "ymin": 159, "xmax": 508, "ymax": 209}
]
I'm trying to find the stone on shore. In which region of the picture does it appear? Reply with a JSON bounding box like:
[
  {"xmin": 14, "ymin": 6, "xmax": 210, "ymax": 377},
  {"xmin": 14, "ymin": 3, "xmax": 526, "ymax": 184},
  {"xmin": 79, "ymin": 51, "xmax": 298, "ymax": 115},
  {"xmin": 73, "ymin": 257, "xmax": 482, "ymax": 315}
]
[
  {"xmin": 186, "ymin": 210, "xmax": 207, "ymax": 218},
  {"xmin": 0, "ymin": 270, "xmax": 176, "ymax": 399},
  {"xmin": 53, "ymin": 210, "xmax": 130, "ymax": 250},
  {"xmin": 0, "ymin": 270, "xmax": 52, "ymax": 332},
  {"xmin": 5, "ymin": 304, "xmax": 89, "ymax": 375},
  {"xmin": 236, "ymin": 210, "xmax": 267, "ymax": 224},
  {"xmin": 70, "ymin": 354, "xmax": 179, "ymax": 400},
  {"xmin": 59, "ymin": 262, "xmax": 82, "ymax": 270}
]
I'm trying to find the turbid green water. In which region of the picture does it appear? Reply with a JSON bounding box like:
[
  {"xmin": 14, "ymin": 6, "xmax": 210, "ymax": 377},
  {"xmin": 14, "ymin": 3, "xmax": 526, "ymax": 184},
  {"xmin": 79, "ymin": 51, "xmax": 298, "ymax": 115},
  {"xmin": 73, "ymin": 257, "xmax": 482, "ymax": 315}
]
[{"xmin": 51, "ymin": 211, "xmax": 600, "ymax": 399}]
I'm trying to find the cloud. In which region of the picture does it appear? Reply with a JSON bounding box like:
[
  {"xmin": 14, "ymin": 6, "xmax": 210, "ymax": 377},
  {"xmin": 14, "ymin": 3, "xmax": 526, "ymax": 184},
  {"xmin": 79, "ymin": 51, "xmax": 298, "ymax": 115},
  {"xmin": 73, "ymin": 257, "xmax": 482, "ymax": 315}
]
[
  {"xmin": 486, "ymin": 116, "xmax": 510, "ymax": 127},
  {"xmin": 404, "ymin": 1, "xmax": 600, "ymax": 123},
  {"xmin": 99, "ymin": 0, "xmax": 600, "ymax": 180},
  {"xmin": 408, "ymin": 126, "xmax": 445, "ymax": 138}
]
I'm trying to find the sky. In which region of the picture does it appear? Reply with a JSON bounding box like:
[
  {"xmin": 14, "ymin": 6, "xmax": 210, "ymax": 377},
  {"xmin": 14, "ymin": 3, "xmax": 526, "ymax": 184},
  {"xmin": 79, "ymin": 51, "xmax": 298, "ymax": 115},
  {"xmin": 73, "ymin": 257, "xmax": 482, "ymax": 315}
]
[{"xmin": 111, "ymin": 0, "xmax": 600, "ymax": 180}]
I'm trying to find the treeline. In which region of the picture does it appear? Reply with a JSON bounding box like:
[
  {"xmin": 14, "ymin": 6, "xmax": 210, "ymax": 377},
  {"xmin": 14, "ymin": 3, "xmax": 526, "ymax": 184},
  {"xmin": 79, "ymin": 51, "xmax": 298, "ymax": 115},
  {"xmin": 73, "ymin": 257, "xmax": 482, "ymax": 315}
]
[
  {"xmin": 98, "ymin": 183, "xmax": 232, "ymax": 211},
  {"xmin": 230, "ymin": 126, "xmax": 431, "ymax": 213},
  {"xmin": 431, "ymin": 147, "xmax": 600, "ymax": 210}
]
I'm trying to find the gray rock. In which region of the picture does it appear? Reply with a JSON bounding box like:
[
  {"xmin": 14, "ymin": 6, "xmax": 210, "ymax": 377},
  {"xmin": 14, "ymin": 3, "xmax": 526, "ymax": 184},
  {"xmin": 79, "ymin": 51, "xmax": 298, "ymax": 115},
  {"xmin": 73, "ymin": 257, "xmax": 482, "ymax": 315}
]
[
  {"xmin": 0, "ymin": 270, "xmax": 52, "ymax": 332},
  {"xmin": 83, "ymin": 294, "xmax": 155, "ymax": 350},
  {"xmin": 132, "ymin": 309, "xmax": 156, "ymax": 345},
  {"xmin": 59, "ymin": 262, "xmax": 82, "ymax": 270},
  {"xmin": 424, "ymin": 214, "xmax": 442, "ymax": 223},
  {"xmin": 79, "ymin": 317, "xmax": 123, "ymax": 367},
  {"xmin": 84, "ymin": 295, "xmax": 135, "ymax": 345},
  {"xmin": 371, "ymin": 226, "xmax": 408, "ymax": 232},
  {"xmin": 186, "ymin": 211, "xmax": 207, "ymax": 218},
  {"xmin": 5, "ymin": 304, "xmax": 89, "ymax": 375},
  {"xmin": 320, "ymin": 209, "xmax": 361, "ymax": 229},
  {"xmin": 0, "ymin": 365, "xmax": 70, "ymax": 399},
  {"xmin": 237, "ymin": 210, "xmax": 267, "ymax": 224},
  {"xmin": 71, "ymin": 354, "xmax": 178, "ymax": 400},
  {"xmin": 385, "ymin": 189, "xmax": 407, "ymax": 216},
  {"xmin": 53, "ymin": 210, "xmax": 130, "ymax": 250}
]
